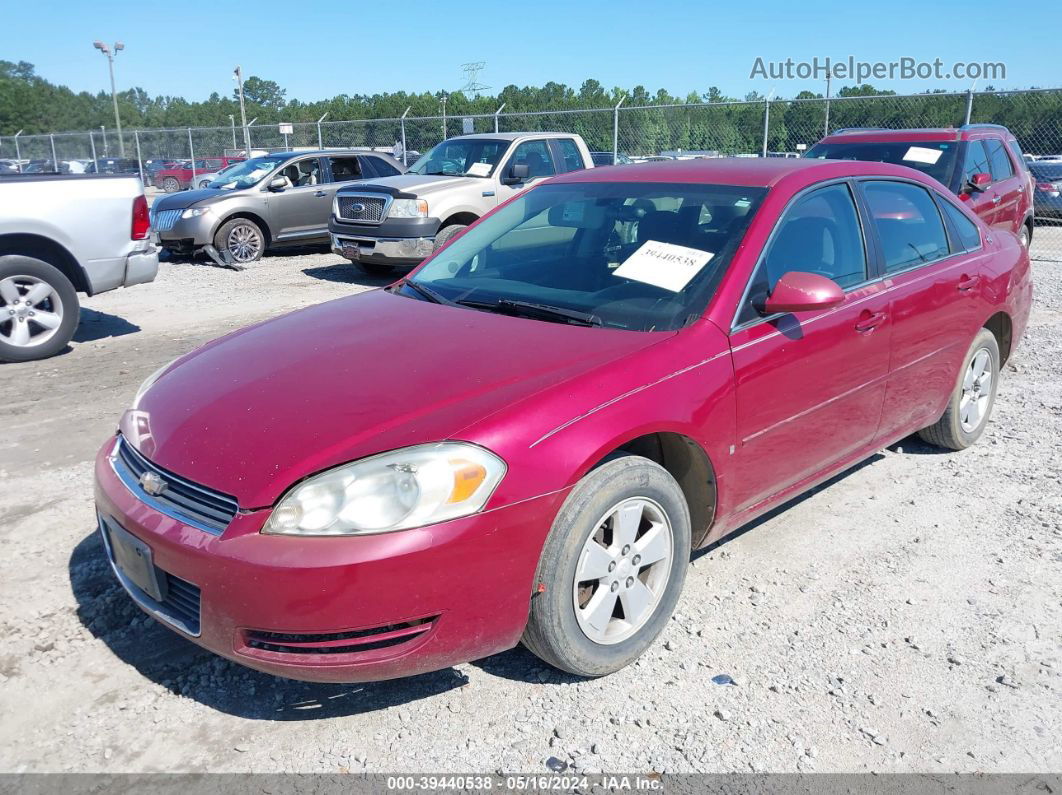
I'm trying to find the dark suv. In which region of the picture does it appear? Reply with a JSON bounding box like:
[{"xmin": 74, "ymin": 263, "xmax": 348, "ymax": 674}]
[{"xmin": 806, "ymin": 124, "xmax": 1035, "ymax": 248}]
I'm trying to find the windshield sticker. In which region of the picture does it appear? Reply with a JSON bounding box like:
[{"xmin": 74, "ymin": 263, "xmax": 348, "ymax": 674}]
[
  {"xmin": 903, "ymin": 146, "xmax": 944, "ymax": 165},
  {"xmin": 613, "ymin": 240, "xmax": 715, "ymax": 292},
  {"xmin": 561, "ymin": 202, "xmax": 585, "ymax": 223},
  {"xmin": 466, "ymin": 162, "xmax": 492, "ymax": 177}
]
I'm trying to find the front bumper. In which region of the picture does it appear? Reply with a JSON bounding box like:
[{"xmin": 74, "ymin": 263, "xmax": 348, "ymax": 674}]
[
  {"xmin": 156, "ymin": 213, "xmax": 217, "ymax": 249},
  {"xmin": 329, "ymin": 216, "xmax": 441, "ymax": 266},
  {"xmin": 93, "ymin": 440, "xmax": 563, "ymax": 683}
]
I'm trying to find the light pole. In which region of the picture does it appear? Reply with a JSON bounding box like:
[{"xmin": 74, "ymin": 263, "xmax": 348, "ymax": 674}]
[
  {"xmin": 228, "ymin": 114, "xmax": 237, "ymax": 150},
  {"xmin": 823, "ymin": 67, "xmax": 833, "ymax": 137},
  {"xmin": 440, "ymin": 93, "xmax": 448, "ymax": 140},
  {"xmin": 93, "ymin": 40, "xmax": 125, "ymax": 156},
  {"xmin": 233, "ymin": 66, "xmax": 250, "ymax": 154}
]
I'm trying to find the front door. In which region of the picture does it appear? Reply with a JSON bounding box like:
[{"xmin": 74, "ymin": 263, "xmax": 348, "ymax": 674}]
[
  {"xmin": 495, "ymin": 139, "xmax": 560, "ymax": 204},
  {"xmin": 727, "ymin": 181, "xmax": 892, "ymax": 512},
  {"xmin": 269, "ymin": 157, "xmax": 330, "ymax": 239}
]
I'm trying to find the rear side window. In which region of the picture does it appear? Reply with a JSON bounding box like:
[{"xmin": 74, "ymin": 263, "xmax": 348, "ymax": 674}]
[
  {"xmin": 962, "ymin": 141, "xmax": 992, "ymax": 183},
  {"xmin": 369, "ymin": 157, "xmax": 401, "ymax": 177},
  {"xmin": 1007, "ymin": 140, "xmax": 1028, "ymax": 170},
  {"xmin": 863, "ymin": 181, "xmax": 950, "ymax": 272},
  {"xmin": 329, "ymin": 157, "xmax": 362, "ymax": 182},
  {"xmin": 985, "ymin": 140, "xmax": 1015, "ymax": 180},
  {"xmin": 939, "ymin": 199, "xmax": 982, "ymax": 252},
  {"xmin": 738, "ymin": 183, "xmax": 866, "ymax": 325},
  {"xmin": 554, "ymin": 139, "xmax": 585, "ymax": 173}
]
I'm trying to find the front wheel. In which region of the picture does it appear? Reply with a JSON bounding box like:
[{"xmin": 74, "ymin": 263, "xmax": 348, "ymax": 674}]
[
  {"xmin": 199, "ymin": 179, "xmax": 211, "ymax": 189},
  {"xmin": 432, "ymin": 223, "xmax": 468, "ymax": 252},
  {"xmin": 214, "ymin": 218, "xmax": 265, "ymax": 265},
  {"xmin": 918, "ymin": 328, "xmax": 1000, "ymax": 450},
  {"xmin": 522, "ymin": 455, "xmax": 691, "ymax": 677},
  {"xmin": 0, "ymin": 255, "xmax": 80, "ymax": 363}
]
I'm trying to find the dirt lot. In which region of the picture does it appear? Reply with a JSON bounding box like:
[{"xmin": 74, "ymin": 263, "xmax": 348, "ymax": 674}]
[{"xmin": 0, "ymin": 241, "xmax": 1059, "ymax": 775}]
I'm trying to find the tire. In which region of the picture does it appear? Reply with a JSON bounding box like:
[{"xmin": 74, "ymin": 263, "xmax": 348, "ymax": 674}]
[
  {"xmin": 162, "ymin": 177, "xmax": 181, "ymax": 193},
  {"xmin": 199, "ymin": 179, "xmax": 211, "ymax": 189},
  {"xmin": 432, "ymin": 223, "xmax": 468, "ymax": 252},
  {"xmin": 522, "ymin": 455, "xmax": 691, "ymax": 677},
  {"xmin": 1018, "ymin": 224, "xmax": 1031, "ymax": 249},
  {"xmin": 917, "ymin": 328, "xmax": 1000, "ymax": 451},
  {"xmin": 354, "ymin": 262, "xmax": 396, "ymax": 277},
  {"xmin": 213, "ymin": 218, "xmax": 265, "ymax": 265},
  {"xmin": 0, "ymin": 255, "xmax": 80, "ymax": 363}
]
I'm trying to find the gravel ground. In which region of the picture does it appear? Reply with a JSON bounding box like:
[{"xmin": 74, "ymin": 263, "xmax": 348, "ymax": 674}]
[{"xmin": 0, "ymin": 242, "xmax": 1059, "ymax": 775}]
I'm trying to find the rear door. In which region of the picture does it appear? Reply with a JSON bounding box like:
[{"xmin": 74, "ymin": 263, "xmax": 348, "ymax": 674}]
[
  {"xmin": 959, "ymin": 140, "xmax": 997, "ymax": 226},
  {"xmin": 983, "ymin": 137, "xmax": 1024, "ymax": 234},
  {"xmin": 727, "ymin": 181, "xmax": 892, "ymax": 512},
  {"xmin": 858, "ymin": 179, "xmax": 986, "ymax": 440},
  {"xmin": 269, "ymin": 156, "xmax": 329, "ymax": 239}
]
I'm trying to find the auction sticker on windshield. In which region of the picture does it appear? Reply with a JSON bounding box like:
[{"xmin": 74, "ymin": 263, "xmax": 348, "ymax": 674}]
[
  {"xmin": 903, "ymin": 146, "xmax": 944, "ymax": 165},
  {"xmin": 613, "ymin": 240, "xmax": 714, "ymax": 292},
  {"xmin": 467, "ymin": 162, "xmax": 492, "ymax": 177}
]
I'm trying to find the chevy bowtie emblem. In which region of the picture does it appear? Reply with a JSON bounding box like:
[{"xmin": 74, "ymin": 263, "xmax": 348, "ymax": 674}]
[{"xmin": 139, "ymin": 471, "xmax": 168, "ymax": 496}]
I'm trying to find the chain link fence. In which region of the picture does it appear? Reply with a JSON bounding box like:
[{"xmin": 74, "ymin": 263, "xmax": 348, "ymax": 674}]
[{"xmin": 3, "ymin": 88, "xmax": 1060, "ymax": 258}]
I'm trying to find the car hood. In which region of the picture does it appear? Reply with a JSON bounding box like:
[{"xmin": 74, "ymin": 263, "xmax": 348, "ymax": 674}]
[
  {"xmin": 351, "ymin": 174, "xmax": 486, "ymax": 198},
  {"xmin": 123, "ymin": 289, "xmax": 668, "ymax": 508},
  {"xmin": 151, "ymin": 188, "xmax": 237, "ymax": 211}
]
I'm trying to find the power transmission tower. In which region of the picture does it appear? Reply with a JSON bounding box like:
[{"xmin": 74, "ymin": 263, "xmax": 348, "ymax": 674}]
[{"xmin": 460, "ymin": 62, "xmax": 490, "ymax": 97}]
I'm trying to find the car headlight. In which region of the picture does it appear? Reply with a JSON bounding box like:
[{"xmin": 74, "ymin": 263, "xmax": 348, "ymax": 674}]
[
  {"xmin": 264, "ymin": 442, "xmax": 506, "ymax": 536},
  {"xmin": 132, "ymin": 357, "xmax": 178, "ymax": 409},
  {"xmin": 388, "ymin": 198, "xmax": 429, "ymax": 218},
  {"xmin": 180, "ymin": 207, "xmax": 208, "ymax": 219}
]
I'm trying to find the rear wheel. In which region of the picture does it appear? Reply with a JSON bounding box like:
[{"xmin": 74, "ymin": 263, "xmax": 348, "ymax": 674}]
[
  {"xmin": 918, "ymin": 328, "xmax": 1000, "ymax": 450},
  {"xmin": 522, "ymin": 455, "xmax": 691, "ymax": 677},
  {"xmin": 1018, "ymin": 223, "xmax": 1031, "ymax": 249},
  {"xmin": 161, "ymin": 177, "xmax": 181, "ymax": 193},
  {"xmin": 0, "ymin": 255, "xmax": 79, "ymax": 363},
  {"xmin": 214, "ymin": 218, "xmax": 265, "ymax": 265}
]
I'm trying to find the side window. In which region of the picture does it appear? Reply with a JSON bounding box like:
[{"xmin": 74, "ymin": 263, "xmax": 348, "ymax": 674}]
[
  {"xmin": 280, "ymin": 158, "xmax": 321, "ymax": 188},
  {"xmin": 985, "ymin": 139, "xmax": 1014, "ymax": 180},
  {"xmin": 369, "ymin": 156, "xmax": 401, "ymax": 177},
  {"xmin": 509, "ymin": 140, "xmax": 556, "ymax": 178},
  {"xmin": 1007, "ymin": 140, "xmax": 1028, "ymax": 171},
  {"xmin": 939, "ymin": 198, "xmax": 982, "ymax": 253},
  {"xmin": 962, "ymin": 141, "xmax": 992, "ymax": 183},
  {"xmin": 554, "ymin": 139, "xmax": 585, "ymax": 173},
  {"xmin": 738, "ymin": 183, "xmax": 866, "ymax": 325},
  {"xmin": 203, "ymin": 158, "xmax": 223, "ymax": 170},
  {"xmin": 863, "ymin": 181, "xmax": 950, "ymax": 272},
  {"xmin": 329, "ymin": 157, "xmax": 362, "ymax": 183}
]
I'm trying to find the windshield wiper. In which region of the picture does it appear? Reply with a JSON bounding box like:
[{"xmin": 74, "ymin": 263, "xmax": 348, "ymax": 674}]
[
  {"xmin": 398, "ymin": 279, "xmax": 460, "ymax": 306},
  {"xmin": 459, "ymin": 298, "xmax": 601, "ymax": 327}
]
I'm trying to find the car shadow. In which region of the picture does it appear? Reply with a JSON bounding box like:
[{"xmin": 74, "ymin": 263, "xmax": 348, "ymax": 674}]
[
  {"xmin": 73, "ymin": 308, "xmax": 141, "ymax": 342},
  {"xmin": 884, "ymin": 434, "xmax": 950, "ymax": 456},
  {"xmin": 692, "ymin": 451, "xmax": 886, "ymax": 561},
  {"xmin": 302, "ymin": 263, "xmax": 397, "ymax": 288},
  {"xmin": 68, "ymin": 530, "xmax": 467, "ymax": 720}
]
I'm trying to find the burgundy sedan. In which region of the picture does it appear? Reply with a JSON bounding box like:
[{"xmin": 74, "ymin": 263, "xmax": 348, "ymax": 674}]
[{"xmin": 94, "ymin": 158, "xmax": 1031, "ymax": 682}]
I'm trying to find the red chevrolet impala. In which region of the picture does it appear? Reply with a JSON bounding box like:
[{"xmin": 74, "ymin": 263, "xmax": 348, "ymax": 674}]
[{"xmin": 93, "ymin": 158, "xmax": 1031, "ymax": 682}]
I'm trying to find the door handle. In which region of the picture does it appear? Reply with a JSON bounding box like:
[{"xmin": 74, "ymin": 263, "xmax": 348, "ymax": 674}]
[
  {"xmin": 314, "ymin": 190, "xmax": 327, "ymax": 197},
  {"xmin": 992, "ymin": 195, "xmax": 1002, "ymax": 204},
  {"xmin": 855, "ymin": 310, "xmax": 887, "ymax": 333},
  {"xmin": 957, "ymin": 274, "xmax": 981, "ymax": 291}
]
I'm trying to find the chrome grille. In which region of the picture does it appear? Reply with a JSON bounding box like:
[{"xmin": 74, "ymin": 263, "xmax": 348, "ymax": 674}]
[
  {"xmin": 337, "ymin": 195, "xmax": 388, "ymax": 223},
  {"xmin": 151, "ymin": 208, "xmax": 182, "ymax": 232},
  {"xmin": 111, "ymin": 436, "xmax": 239, "ymax": 534}
]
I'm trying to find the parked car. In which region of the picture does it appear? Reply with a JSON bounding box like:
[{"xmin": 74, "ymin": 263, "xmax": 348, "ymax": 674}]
[
  {"xmin": 144, "ymin": 160, "xmax": 179, "ymax": 186},
  {"xmin": 192, "ymin": 162, "xmax": 242, "ymax": 190},
  {"xmin": 806, "ymin": 124, "xmax": 1035, "ymax": 247},
  {"xmin": 150, "ymin": 149, "xmax": 406, "ymax": 265},
  {"xmin": 85, "ymin": 157, "xmax": 142, "ymax": 176},
  {"xmin": 590, "ymin": 152, "xmax": 633, "ymax": 167},
  {"xmin": 0, "ymin": 173, "xmax": 158, "ymax": 362},
  {"xmin": 329, "ymin": 132, "xmax": 594, "ymax": 275},
  {"xmin": 1030, "ymin": 161, "xmax": 1062, "ymax": 221},
  {"xmin": 94, "ymin": 157, "xmax": 1030, "ymax": 683},
  {"xmin": 154, "ymin": 156, "xmax": 245, "ymax": 193}
]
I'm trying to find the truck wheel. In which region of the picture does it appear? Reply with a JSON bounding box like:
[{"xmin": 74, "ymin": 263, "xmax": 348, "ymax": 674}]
[
  {"xmin": 0, "ymin": 255, "xmax": 80, "ymax": 363},
  {"xmin": 214, "ymin": 218, "xmax": 265, "ymax": 265},
  {"xmin": 433, "ymin": 224, "xmax": 467, "ymax": 252},
  {"xmin": 355, "ymin": 262, "xmax": 395, "ymax": 277},
  {"xmin": 162, "ymin": 177, "xmax": 181, "ymax": 193}
]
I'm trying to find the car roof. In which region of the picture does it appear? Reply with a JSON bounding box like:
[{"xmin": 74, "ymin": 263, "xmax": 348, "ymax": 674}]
[
  {"xmin": 548, "ymin": 156, "xmax": 940, "ymax": 189},
  {"xmin": 446, "ymin": 132, "xmax": 578, "ymax": 142},
  {"xmin": 818, "ymin": 124, "xmax": 1014, "ymax": 144}
]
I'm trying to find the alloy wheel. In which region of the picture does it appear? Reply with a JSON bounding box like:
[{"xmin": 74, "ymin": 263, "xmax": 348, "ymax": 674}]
[
  {"xmin": 572, "ymin": 497, "xmax": 674, "ymax": 645},
  {"xmin": 0, "ymin": 275, "xmax": 64, "ymax": 349},
  {"xmin": 960, "ymin": 347, "xmax": 993, "ymax": 432},
  {"xmin": 226, "ymin": 223, "xmax": 263, "ymax": 263}
]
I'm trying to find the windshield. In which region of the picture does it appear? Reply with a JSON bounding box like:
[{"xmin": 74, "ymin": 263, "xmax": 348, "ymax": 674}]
[
  {"xmin": 1031, "ymin": 163, "xmax": 1062, "ymax": 181},
  {"xmin": 805, "ymin": 141, "xmax": 958, "ymax": 186},
  {"xmin": 406, "ymin": 182, "xmax": 766, "ymax": 332},
  {"xmin": 207, "ymin": 156, "xmax": 287, "ymax": 190},
  {"xmin": 407, "ymin": 138, "xmax": 509, "ymax": 178}
]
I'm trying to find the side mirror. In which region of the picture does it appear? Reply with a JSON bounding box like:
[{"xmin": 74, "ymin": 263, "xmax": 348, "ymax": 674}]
[
  {"xmin": 968, "ymin": 172, "xmax": 992, "ymax": 191},
  {"xmin": 268, "ymin": 176, "xmax": 288, "ymax": 192},
  {"xmin": 501, "ymin": 163, "xmax": 529, "ymax": 185},
  {"xmin": 761, "ymin": 271, "xmax": 845, "ymax": 314}
]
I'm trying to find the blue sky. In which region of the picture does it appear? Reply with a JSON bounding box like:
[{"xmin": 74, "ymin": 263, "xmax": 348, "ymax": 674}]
[{"xmin": 6, "ymin": 0, "xmax": 1061, "ymax": 102}]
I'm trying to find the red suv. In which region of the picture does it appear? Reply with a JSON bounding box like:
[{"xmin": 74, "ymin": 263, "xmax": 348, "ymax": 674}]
[
  {"xmin": 154, "ymin": 156, "xmax": 245, "ymax": 193},
  {"xmin": 94, "ymin": 158, "xmax": 1030, "ymax": 683},
  {"xmin": 807, "ymin": 124, "xmax": 1035, "ymax": 248}
]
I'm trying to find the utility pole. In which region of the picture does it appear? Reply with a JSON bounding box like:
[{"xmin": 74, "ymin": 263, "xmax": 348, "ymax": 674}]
[
  {"xmin": 233, "ymin": 66, "xmax": 250, "ymax": 154},
  {"xmin": 824, "ymin": 67, "xmax": 833, "ymax": 137},
  {"xmin": 93, "ymin": 40, "xmax": 125, "ymax": 156},
  {"xmin": 440, "ymin": 93, "xmax": 448, "ymax": 140},
  {"xmin": 228, "ymin": 114, "xmax": 237, "ymax": 149}
]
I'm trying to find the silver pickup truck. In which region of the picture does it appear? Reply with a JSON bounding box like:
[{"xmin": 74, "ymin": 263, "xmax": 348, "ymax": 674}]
[
  {"xmin": 329, "ymin": 132, "xmax": 594, "ymax": 275},
  {"xmin": 0, "ymin": 174, "xmax": 158, "ymax": 362}
]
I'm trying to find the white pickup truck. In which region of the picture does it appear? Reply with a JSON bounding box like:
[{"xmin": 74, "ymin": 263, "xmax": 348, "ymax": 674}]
[
  {"xmin": 328, "ymin": 132, "xmax": 594, "ymax": 275},
  {"xmin": 0, "ymin": 174, "xmax": 158, "ymax": 362}
]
